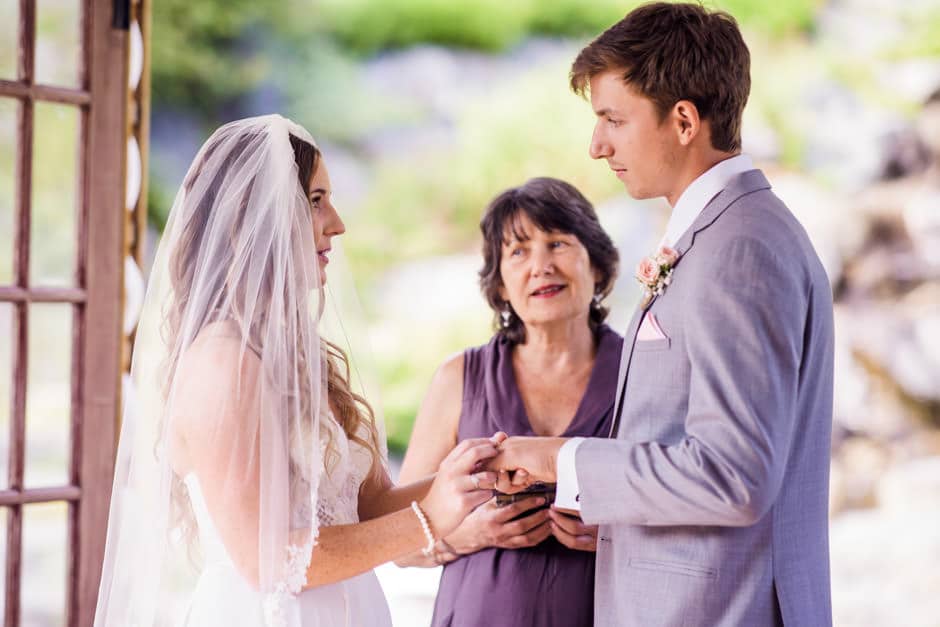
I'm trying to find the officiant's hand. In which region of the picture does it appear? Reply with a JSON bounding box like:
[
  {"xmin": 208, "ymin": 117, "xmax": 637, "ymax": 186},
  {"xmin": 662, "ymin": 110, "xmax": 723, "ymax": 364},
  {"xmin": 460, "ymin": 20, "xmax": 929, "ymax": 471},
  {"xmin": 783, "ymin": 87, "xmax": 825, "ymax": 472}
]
[
  {"xmin": 445, "ymin": 496, "xmax": 552, "ymax": 553},
  {"xmin": 485, "ymin": 436, "xmax": 567, "ymax": 487},
  {"xmin": 549, "ymin": 507, "xmax": 598, "ymax": 552}
]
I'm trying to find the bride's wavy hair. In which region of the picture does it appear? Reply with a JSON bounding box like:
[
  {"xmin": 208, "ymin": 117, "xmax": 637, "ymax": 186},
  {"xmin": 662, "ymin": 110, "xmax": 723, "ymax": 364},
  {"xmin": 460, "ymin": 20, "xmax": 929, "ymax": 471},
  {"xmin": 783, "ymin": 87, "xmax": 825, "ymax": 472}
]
[
  {"xmin": 160, "ymin": 125, "xmax": 382, "ymax": 554},
  {"xmin": 285, "ymin": 136, "xmax": 383, "ymax": 483}
]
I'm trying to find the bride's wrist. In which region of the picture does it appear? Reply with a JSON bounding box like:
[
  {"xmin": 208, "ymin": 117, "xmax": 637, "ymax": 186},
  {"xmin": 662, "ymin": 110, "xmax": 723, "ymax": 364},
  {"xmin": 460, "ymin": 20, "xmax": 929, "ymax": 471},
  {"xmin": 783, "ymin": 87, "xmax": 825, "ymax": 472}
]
[
  {"xmin": 410, "ymin": 501, "xmax": 437, "ymax": 558},
  {"xmin": 415, "ymin": 498, "xmax": 433, "ymax": 534}
]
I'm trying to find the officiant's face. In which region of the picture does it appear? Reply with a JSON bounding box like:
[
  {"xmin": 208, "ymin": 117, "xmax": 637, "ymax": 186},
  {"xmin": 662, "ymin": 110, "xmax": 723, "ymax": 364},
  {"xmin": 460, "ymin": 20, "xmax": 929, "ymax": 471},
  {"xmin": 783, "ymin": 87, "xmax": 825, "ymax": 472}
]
[
  {"xmin": 588, "ymin": 71, "xmax": 679, "ymax": 200},
  {"xmin": 498, "ymin": 213, "xmax": 599, "ymax": 329},
  {"xmin": 308, "ymin": 160, "xmax": 345, "ymax": 286}
]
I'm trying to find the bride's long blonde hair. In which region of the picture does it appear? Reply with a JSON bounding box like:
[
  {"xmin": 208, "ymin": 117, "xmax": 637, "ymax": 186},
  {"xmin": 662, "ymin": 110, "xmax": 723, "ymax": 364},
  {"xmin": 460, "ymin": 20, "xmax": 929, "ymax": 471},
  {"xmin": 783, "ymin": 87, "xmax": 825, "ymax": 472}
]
[{"xmin": 160, "ymin": 126, "xmax": 382, "ymax": 553}]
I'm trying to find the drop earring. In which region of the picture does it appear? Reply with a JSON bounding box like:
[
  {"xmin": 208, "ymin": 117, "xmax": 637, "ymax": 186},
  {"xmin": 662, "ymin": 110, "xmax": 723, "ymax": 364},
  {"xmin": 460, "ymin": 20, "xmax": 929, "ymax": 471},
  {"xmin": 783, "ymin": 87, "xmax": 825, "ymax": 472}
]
[{"xmin": 500, "ymin": 306, "xmax": 512, "ymax": 328}]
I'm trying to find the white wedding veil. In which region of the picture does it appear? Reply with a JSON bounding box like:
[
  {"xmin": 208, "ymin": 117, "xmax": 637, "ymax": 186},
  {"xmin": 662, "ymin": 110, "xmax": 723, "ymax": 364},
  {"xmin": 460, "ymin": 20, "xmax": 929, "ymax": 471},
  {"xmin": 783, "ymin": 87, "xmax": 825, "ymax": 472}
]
[{"xmin": 94, "ymin": 114, "xmax": 386, "ymax": 627}]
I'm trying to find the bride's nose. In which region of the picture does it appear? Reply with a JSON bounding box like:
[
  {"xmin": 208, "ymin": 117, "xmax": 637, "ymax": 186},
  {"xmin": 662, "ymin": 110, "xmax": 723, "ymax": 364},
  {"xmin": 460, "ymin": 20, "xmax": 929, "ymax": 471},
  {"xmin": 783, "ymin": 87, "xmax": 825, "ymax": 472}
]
[{"xmin": 325, "ymin": 204, "xmax": 345, "ymax": 237}]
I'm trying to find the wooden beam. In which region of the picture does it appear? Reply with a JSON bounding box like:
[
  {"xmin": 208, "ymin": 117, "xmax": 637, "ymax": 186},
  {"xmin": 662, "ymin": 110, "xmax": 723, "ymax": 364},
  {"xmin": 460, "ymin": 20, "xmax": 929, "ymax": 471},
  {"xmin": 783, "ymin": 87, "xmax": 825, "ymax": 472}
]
[
  {"xmin": 0, "ymin": 80, "xmax": 92, "ymax": 106},
  {"xmin": 5, "ymin": 0, "xmax": 35, "ymax": 624},
  {"xmin": 74, "ymin": 0, "xmax": 127, "ymax": 624},
  {"xmin": 0, "ymin": 287, "xmax": 88, "ymax": 303},
  {"xmin": 0, "ymin": 486, "xmax": 82, "ymax": 506}
]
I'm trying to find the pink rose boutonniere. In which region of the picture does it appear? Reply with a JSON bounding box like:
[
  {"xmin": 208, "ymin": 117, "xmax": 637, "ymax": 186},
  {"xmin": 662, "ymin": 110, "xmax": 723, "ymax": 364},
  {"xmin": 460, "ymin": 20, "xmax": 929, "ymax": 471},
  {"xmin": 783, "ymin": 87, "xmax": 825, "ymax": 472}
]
[{"xmin": 635, "ymin": 245, "xmax": 680, "ymax": 307}]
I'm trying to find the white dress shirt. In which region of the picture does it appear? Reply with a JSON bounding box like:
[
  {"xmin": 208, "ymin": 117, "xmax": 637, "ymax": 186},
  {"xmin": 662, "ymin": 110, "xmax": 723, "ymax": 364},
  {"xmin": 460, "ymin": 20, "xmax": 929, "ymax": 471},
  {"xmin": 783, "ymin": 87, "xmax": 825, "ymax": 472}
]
[{"xmin": 553, "ymin": 154, "xmax": 756, "ymax": 512}]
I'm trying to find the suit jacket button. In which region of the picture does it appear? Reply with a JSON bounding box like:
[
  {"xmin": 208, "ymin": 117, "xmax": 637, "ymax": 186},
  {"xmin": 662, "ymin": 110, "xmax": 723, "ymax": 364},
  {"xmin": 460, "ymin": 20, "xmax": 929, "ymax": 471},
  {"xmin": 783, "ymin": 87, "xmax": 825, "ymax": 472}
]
[{"xmin": 575, "ymin": 494, "xmax": 580, "ymax": 502}]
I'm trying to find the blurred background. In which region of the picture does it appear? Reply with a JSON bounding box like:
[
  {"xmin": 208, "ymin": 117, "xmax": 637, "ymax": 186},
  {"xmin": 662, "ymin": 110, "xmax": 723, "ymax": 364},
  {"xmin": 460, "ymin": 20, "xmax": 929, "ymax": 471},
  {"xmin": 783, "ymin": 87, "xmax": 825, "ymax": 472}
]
[{"xmin": 2, "ymin": 0, "xmax": 940, "ymax": 625}]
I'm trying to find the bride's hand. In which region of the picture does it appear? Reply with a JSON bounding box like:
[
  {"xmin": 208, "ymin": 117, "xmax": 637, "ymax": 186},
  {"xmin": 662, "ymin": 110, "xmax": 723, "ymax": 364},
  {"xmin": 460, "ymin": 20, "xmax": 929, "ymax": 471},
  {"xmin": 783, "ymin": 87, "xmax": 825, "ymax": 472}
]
[{"xmin": 419, "ymin": 438, "xmax": 498, "ymax": 538}]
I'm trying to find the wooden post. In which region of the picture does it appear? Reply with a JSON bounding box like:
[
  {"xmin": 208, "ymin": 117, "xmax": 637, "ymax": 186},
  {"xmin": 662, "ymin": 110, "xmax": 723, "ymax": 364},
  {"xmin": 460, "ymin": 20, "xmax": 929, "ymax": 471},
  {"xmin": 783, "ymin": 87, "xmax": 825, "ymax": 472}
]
[{"xmin": 74, "ymin": 0, "xmax": 127, "ymax": 624}]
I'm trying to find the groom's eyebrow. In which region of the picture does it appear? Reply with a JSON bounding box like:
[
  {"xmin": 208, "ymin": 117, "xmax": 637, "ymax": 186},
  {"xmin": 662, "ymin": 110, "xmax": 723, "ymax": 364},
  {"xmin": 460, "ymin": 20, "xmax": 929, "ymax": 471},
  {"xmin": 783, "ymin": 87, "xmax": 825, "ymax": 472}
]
[{"xmin": 594, "ymin": 107, "xmax": 616, "ymax": 117}]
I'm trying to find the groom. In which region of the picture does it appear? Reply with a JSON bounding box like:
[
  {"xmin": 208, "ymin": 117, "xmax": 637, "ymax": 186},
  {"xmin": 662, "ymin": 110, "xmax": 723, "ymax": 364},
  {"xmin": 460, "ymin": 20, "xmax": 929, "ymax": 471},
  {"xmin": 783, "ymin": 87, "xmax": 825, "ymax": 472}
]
[{"xmin": 488, "ymin": 3, "xmax": 834, "ymax": 625}]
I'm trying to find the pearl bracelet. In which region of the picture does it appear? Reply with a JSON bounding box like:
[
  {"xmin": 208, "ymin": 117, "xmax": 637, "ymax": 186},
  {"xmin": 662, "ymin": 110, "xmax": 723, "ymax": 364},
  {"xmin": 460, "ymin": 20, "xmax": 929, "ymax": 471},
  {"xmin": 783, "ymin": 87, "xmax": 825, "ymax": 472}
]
[{"xmin": 410, "ymin": 501, "xmax": 436, "ymax": 558}]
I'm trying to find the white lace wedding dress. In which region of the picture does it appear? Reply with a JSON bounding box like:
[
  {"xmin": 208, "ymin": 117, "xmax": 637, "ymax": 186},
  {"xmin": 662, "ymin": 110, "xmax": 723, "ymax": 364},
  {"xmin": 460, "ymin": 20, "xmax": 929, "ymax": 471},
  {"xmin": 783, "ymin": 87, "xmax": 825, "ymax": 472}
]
[{"xmin": 179, "ymin": 413, "xmax": 393, "ymax": 627}]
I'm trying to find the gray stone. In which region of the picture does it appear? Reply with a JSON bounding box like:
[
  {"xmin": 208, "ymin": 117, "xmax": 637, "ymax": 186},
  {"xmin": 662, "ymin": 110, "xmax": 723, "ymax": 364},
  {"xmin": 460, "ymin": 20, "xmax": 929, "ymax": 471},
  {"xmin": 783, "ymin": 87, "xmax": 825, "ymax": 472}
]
[
  {"xmin": 831, "ymin": 437, "xmax": 891, "ymax": 512},
  {"xmin": 845, "ymin": 302, "xmax": 940, "ymax": 405},
  {"xmin": 876, "ymin": 455, "xmax": 940, "ymax": 514},
  {"xmin": 877, "ymin": 125, "xmax": 931, "ymax": 180},
  {"xmin": 916, "ymin": 97, "xmax": 940, "ymax": 155},
  {"xmin": 361, "ymin": 39, "xmax": 577, "ymax": 124},
  {"xmin": 877, "ymin": 59, "xmax": 940, "ymax": 107},
  {"xmin": 904, "ymin": 182, "xmax": 940, "ymax": 270},
  {"xmin": 801, "ymin": 80, "xmax": 908, "ymax": 188}
]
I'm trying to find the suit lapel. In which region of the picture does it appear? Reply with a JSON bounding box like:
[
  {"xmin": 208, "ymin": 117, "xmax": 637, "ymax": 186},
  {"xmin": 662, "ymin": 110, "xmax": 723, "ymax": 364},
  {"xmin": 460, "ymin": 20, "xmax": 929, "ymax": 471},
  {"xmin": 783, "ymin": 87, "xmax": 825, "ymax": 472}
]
[
  {"xmin": 609, "ymin": 169, "xmax": 772, "ymax": 439},
  {"xmin": 608, "ymin": 296, "xmax": 656, "ymax": 436}
]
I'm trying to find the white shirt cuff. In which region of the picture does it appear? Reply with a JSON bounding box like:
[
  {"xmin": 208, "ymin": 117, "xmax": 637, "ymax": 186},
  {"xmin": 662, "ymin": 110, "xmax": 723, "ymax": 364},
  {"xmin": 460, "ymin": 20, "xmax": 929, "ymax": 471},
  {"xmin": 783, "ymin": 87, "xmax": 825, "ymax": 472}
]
[{"xmin": 554, "ymin": 437, "xmax": 584, "ymax": 511}]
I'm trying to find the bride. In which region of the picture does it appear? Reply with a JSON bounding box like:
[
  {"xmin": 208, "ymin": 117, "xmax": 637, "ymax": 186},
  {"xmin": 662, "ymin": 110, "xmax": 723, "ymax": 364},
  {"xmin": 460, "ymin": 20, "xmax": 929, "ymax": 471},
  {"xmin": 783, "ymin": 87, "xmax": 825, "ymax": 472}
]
[{"xmin": 94, "ymin": 115, "xmax": 499, "ymax": 627}]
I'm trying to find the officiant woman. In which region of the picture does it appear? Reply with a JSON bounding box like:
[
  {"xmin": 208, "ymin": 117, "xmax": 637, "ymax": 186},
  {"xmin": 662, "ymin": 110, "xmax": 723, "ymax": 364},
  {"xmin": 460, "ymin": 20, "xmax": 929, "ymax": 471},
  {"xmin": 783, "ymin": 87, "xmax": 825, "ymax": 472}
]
[{"xmin": 397, "ymin": 177, "xmax": 622, "ymax": 627}]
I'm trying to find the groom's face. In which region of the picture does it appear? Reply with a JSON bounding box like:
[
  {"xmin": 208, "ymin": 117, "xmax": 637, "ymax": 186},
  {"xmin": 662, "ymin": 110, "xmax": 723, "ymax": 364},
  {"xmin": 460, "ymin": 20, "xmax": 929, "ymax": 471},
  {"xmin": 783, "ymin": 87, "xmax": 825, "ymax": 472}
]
[{"xmin": 588, "ymin": 71, "xmax": 679, "ymax": 200}]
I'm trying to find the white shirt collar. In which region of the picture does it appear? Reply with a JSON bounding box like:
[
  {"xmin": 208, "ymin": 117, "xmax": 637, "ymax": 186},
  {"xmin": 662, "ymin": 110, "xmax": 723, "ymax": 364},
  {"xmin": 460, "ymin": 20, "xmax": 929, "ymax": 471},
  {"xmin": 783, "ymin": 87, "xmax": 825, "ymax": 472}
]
[{"xmin": 661, "ymin": 154, "xmax": 754, "ymax": 248}]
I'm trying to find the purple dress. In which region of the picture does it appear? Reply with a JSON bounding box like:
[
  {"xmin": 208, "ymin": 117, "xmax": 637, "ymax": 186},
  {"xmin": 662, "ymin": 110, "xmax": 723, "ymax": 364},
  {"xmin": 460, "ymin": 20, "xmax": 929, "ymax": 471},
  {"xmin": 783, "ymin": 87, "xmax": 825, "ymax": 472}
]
[{"xmin": 431, "ymin": 325, "xmax": 623, "ymax": 627}]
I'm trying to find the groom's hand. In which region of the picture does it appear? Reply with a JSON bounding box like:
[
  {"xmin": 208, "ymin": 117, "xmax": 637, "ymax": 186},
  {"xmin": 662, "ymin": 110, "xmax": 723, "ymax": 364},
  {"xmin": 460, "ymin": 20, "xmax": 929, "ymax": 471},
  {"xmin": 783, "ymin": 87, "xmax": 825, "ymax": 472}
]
[{"xmin": 485, "ymin": 436, "xmax": 567, "ymax": 484}]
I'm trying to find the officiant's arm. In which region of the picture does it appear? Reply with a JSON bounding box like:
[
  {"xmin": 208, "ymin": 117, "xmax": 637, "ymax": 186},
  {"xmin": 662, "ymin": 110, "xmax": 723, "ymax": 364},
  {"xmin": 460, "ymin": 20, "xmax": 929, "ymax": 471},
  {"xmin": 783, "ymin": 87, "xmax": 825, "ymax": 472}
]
[
  {"xmin": 575, "ymin": 236, "xmax": 808, "ymax": 527},
  {"xmin": 357, "ymin": 352, "xmax": 465, "ymax": 524},
  {"xmin": 393, "ymin": 352, "xmax": 466, "ymax": 567}
]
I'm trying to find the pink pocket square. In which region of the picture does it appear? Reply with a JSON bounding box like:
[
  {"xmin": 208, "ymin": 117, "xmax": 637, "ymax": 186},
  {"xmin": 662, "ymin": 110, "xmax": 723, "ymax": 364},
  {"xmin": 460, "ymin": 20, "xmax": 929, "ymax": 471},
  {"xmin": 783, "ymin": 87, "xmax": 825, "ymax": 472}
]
[{"xmin": 636, "ymin": 313, "xmax": 668, "ymax": 341}]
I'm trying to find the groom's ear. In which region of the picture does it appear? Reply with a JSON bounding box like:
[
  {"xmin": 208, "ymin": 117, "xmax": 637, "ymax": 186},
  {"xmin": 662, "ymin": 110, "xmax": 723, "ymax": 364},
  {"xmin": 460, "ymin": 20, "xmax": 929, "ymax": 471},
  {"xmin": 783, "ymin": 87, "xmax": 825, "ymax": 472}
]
[{"xmin": 672, "ymin": 100, "xmax": 702, "ymax": 147}]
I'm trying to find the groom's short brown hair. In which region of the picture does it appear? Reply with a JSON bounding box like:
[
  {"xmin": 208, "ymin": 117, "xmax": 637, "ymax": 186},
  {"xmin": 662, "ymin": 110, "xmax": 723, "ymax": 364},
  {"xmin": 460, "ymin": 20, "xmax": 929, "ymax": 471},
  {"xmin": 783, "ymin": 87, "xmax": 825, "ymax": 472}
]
[{"xmin": 570, "ymin": 2, "xmax": 750, "ymax": 153}]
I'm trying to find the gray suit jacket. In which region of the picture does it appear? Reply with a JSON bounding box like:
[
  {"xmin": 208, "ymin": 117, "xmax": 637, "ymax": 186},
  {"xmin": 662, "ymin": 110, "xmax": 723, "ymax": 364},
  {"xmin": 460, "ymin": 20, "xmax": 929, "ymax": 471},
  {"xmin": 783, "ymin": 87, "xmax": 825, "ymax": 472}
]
[{"xmin": 577, "ymin": 170, "xmax": 834, "ymax": 626}]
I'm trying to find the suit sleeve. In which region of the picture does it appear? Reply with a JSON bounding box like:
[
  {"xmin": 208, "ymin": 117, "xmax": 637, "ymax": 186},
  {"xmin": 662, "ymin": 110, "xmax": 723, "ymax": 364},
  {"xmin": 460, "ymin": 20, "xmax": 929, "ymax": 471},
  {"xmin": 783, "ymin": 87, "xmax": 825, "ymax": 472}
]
[{"xmin": 576, "ymin": 236, "xmax": 807, "ymax": 527}]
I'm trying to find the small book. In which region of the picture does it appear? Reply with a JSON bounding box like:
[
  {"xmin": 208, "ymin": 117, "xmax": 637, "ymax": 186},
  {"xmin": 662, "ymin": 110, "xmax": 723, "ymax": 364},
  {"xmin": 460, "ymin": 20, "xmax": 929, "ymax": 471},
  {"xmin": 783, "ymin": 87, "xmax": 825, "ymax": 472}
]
[{"xmin": 494, "ymin": 482, "xmax": 556, "ymax": 507}]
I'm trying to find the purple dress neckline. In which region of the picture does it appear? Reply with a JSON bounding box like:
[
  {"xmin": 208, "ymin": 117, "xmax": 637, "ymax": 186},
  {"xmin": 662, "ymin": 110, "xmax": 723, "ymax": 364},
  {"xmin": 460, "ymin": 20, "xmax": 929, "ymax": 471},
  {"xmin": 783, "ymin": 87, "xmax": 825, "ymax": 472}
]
[{"xmin": 430, "ymin": 324, "xmax": 623, "ymax": 627}]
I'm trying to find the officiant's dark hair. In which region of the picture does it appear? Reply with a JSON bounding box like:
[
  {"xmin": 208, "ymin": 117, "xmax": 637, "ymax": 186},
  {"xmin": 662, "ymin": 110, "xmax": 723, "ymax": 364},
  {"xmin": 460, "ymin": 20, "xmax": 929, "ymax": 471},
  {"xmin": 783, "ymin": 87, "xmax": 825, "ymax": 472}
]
[
  {"xmin": 569, "ymin": 2, "xmax": 750, "ymax": 153},
  {"xmin": 479, "ymin": 177, "xmax": 619, "ymax": 346}
]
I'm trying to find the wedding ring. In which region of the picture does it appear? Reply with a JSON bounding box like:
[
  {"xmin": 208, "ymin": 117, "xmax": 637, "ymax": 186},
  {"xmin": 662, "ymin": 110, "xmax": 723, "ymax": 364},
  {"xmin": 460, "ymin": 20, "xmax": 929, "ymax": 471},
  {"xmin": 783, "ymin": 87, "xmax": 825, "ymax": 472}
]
[{"xmin": 470, "ymin": 473, "xmax": 481, "ymax": 489}]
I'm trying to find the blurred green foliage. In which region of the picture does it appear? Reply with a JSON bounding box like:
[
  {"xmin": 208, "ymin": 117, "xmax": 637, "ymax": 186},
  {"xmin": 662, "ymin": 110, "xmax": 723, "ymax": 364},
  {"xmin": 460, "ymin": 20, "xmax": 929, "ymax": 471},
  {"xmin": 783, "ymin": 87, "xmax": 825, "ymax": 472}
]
[
  {"xmin": 151, "ymin": 0, "xmax": 318, "ymax": 115},
  {"xmin": 716, "ymin": 0, "xmax": 820, "ymax": 38},
  {"xmin": 317, "ymin": 0, "xmax": 822, "ymax": 55},
  {"xmin": 380, "ymin": 312, "xmax": 492, "ymax": 453},
  {"xmin": 151, "ymin": 0, "xmax": 823, "ymax": 117},
  {"xmin": 887, "ymin": 8, "xmax": 940, "ymax": 60},
  {"xmin": 344, "ymin": 61, "xmax": 624, "ymax": 281}
]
